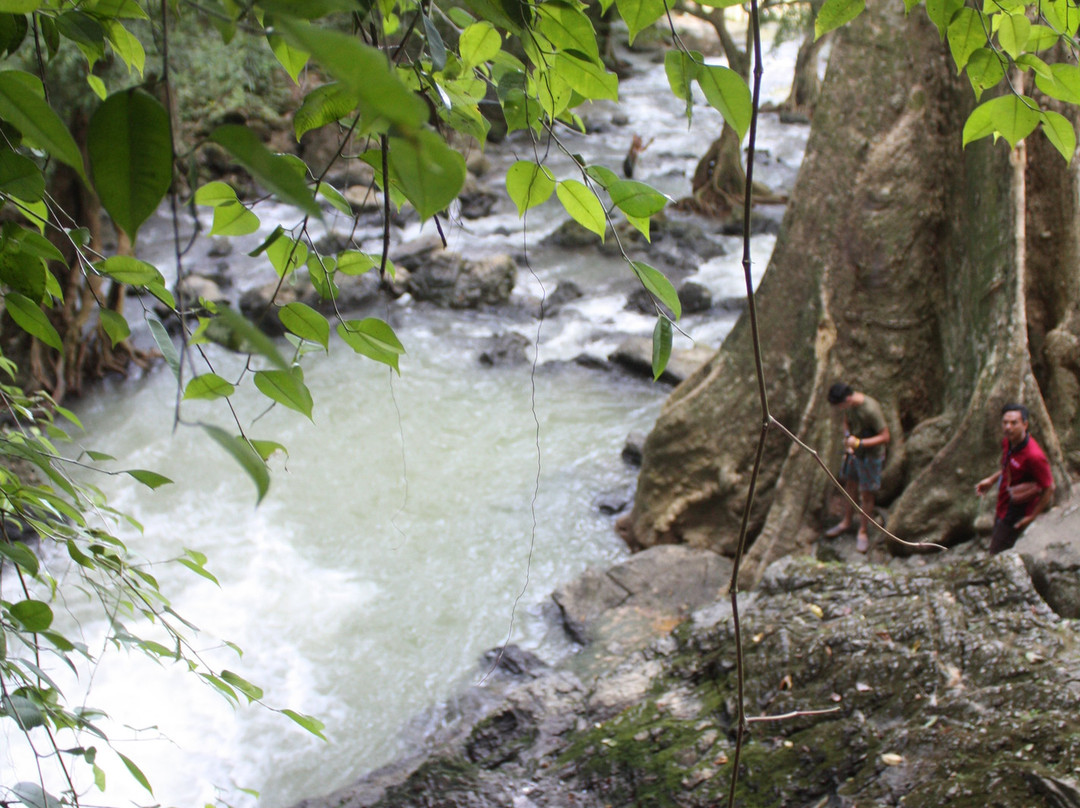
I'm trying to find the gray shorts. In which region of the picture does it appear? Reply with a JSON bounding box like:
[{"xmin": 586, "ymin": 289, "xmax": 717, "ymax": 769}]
[{"xmin": 840, "ymin": 454, "xmax": 883, "ymax": 493}]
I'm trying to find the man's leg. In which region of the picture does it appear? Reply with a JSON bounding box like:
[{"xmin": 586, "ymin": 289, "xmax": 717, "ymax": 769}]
[
  {"xmin": 989, "ymin": 517, "xmax": 1020, "ymax": 555},
  {"xmin": 825, "ymin": 470, "xmax": 858, "ymax": 537},
  {"xmin": 856, "ymin": 490, "xmax": 875, "ymax": 553}
]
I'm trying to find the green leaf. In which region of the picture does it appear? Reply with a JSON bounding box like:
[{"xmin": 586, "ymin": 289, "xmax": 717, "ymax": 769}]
[
  {"xmin": 276, "ymin": 19, "xmax": 426, "ymax": 132},
  {"xmin": 250, "ymin": 439, "xmax": 287, "ymax": 461},
  {"xmin": 93, "ymin": 0, "xmax": 150, "ymax": 19},
  {"xmin": 279, "ymin": 302, "xmax": 329, "ymax": 349},
  {"xmin": 104, "ymin": 20, "xmax": 145, "ymax": 75},
  {"xmin": 556, "ymin": 179, "xmax": 606, "ymax": 240},
  {"xmin": 506, "ymin": 160, "xmax": 555, "ymax": 216},
  {"xmin": 123, "ymin": 469, "xmax": 173, "ymax": 489},
  {"xmin": 624, "ymin": 211, "xmax": 651, "ymax": 240},
  {"xmin": 15, "ymin": 198, "xmax": 47, "ymax": 233},
  {"xmin": 4, "ymin": 695, "xmax": 46, "ymax": 731},
  {"xmin": 213, "ymin": 306, "xmax": 289, "ymax": 370},
  {"xmin": 925, "ymin": 0, "xmax": 963, "ymax": 37},
  {"xmin": 209, "ymin": 125, "xmax": 319, "ymax": 217},
  {"xmin": 266, "ymin": 234, "xmax": 308, "ymax": 277},
  {"xmin": 183, "ymin": 373, "xmax": 236, "ymax": 400},
  {"xmin": 585, "ymin": 164, "xmax": 620, "ymax": 189},
  {"xmin": 210, "ymin": 201, "xmax": 260, "ymax": 236},
  {"xmin": 965, "ymin": 48, "xmax": 1006, "ymax": 98},
  {"xmin": 615, "ymin": 0, "xmax": 666, "ymax": 44},
  {"xmin": 536, "ymin": 3, "xmax": 600, "ymax": 63},
  {"xmin": 1025, "ymin": 24, "xmax": 1060, "ymax": 52},
  {"xmin": 815, "ymin": 0, "xmax": 864, "ymax": 38},
  {"xmin": 11, "ymin": 783, "xmax": 61, "ymax": 808},
  {"xmin": 6, "ymin": 291, "xmax": 62, "ymax": 350},
  {"xmin": 947, "ymin": 8, "xmax": 987, "ymax": 73},
  {"xmin": 221, "ymin": 670, "xmax": 263, "ymax": 702},
  {"xmin": 316, "ymin": 181, "xmax": 352, "ymax": 216},
  {"xmin": 98, "ymin": 308, "xmax": 130, "ymax": 347},
  {"xmin": 337, "ymin": 250, "xmax": 377, "ymax": 275},
  {"xmin": 293, "ymin": 82, "xmax": 359, "ymax": 140},
  {"xmin": 201, "ymin": 424, "xmax": 270, "ymax": 504},
  {"xmin": 281, "ymin": 708, "xmax": 327, "ymax": 740},
  {"xmin": 387, "ymin": 130, "xmax": 467, "ymax": 220},
  {"xmin": 268, "ymin": 32, "xmax": 308, "ymax": 83},
  {"xmin": 0, "ymin": 1, "xmax": 40, "ymax": 11},
  {"xmin": 0, "ymin": 150, "xmax": 43, "ymax": 201},
  {"xmin": 1015, "ymin": 53, "xmax": 1053, "ymax": 80},
  {"xmin": 10, "ymin": 599, "xmax": 52, "ymax": 631},
  {"xmin": 148, "ymin": 318, "xmax": 180, "ymax": 379},
  {"xmin": 552, "ymin": 52, "xmax": 618, "ymax": 101},
  {"xmin": 632, "ymin": 261, "xmax": 681, "ymax": 319},
  {"xmin": 1041, "ymin": 110, "xmax": 1076, "ymax": 161},
  {"xmin": 337, "ymin": 317, "xmax": 405, "ymax": 372},
  {"xmin": 962, "ymin": 94, "xmax": 1040, "ymax": 148},
  {"xmin": 177, "ymin": 556, "xmax": 219, "ymax": 585},
  {"xmin": 423, "ymin": 14, "xmax": 447, "ymax": 71},
  {"xmin": 194, "ymin": 181, "xmax": 238, "ymax": 207},
  {"xmin": 608, "ymin": 180, "xmax": 668, "ymax": 218},
  {"xmin": 94, "ymin": 255, "xmax": 164, "ymax": 286},
  {"xmin": 697, "ymin": 65, "xmax": 752, "ymax": 142},
  {"xmin": 1036, "ymin": 62, "xmax": 1080, "ymax": 105},
  {"xmin": 996, "ymin": 12, "xmax": 1030, "ymax": 59},
  {"xmin": 651, "ymin": 315, "xmax": 672, "ymax": 381},
  {"xmin": 665, "ymin": 49, "xmax": 700, "ymax": 122},
  {"xmin": 0, "ymin": 539, "xmax": 39, "ymax": 575},
  {"xmin": 0, "ymin": 71, "xmax": 85, "ymax": 181},
  {"xmin": 254, "ymin": 368, "xmax": 314, "ymax": 419},
  {"xmin": 459, "ymin": 21, "xmax": 501, "ymax": 68},
  {"xmin": 116, "ymin": 752, "xmax": 152, "ymax": 795}
]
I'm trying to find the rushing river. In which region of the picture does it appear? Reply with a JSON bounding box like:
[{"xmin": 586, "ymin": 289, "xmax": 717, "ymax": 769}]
[{"xmin": 2, "ymin": 25, "xmax": 811, "ymax": 808}]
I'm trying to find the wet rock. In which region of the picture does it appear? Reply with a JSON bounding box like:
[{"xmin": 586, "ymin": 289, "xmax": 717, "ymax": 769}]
[
  {"xmin": 717, "ymin": 209, "xmax": 783, "ymax": 236},
  {"xmin": 609, "ymin": 336, "xmax": 713, "ymax": 385},
  {"xmin": 677, "ymin": 281, "xmax": 712, "ymax": 314},
  {"xmin": 207, "ymin": 238, "xmax": 233, "ymax": 258},
  {"xmin": 342, "ymin": 184, "xmax": 381, "ymax": 212},
  {"xmin": 541, "ymin": 281, "xmax": 583, "ymax": 316},
  {"xmin": 176, "ymin": 274, "xmax": 227, "ymax": 310},
  {"xmin": 478, "ymin": 332, "xmax": 531, "ymax": 366},
  {"xmin": 390, "ymin": 235, "xmax": 447, "ymax": 271},
  {"xmin": 715, "ymin": 296, "xmax": 749, "ymax": 312},
  {"xmin": 621, "ymin": 431, "xmax": 646, "ymax": 466},
  {"xmin": 551, "ymin": 545, "xmax": 731, "ymax": 646},
  {"xmin": 594, "ymin": 484, "xmax": 633, "ymax": 516},
  {"xmin": 481, "ymin": 645, "xmax": 548, "ymax": 678},
  {"xmin": 459, "ymin": 176, "xmax": 498, "ymax": 219},
  {"xmin": 1018, "ymin": 490, "xmax": 1080, "ymax": 618},
  {"xmin": 238, "ymin": 282, "xmax": 303, "ymax": 336},
  {"xmin": 544, "ymin": 219, "xmax": 605, "ymax": 248},
  {"xmin": 407, "ymin": 251, "xmax": 517, "ymax": 309},
  {"xmin": 292, "ymin": 554, "xmax": 1080, "ymax": 808}
]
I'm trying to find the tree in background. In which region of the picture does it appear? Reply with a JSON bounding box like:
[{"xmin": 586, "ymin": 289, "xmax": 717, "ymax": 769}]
[{"xmin": 622, "ymin": 0, "xmax": 1080, "ymax": 584}]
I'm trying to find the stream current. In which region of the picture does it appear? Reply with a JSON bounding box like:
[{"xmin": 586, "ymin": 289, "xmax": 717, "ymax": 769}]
[{"xmin": 1, "ymin": 32, "xmax": 811, "ymax": 808}]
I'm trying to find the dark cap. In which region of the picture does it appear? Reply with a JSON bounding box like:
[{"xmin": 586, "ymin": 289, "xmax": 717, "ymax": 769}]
[{"xmin": 828, "ymin": 382, "xmax": 853, "ymax": 405}]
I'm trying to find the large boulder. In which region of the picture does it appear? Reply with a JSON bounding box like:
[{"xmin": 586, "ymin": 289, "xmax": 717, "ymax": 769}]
[
  {"xmin": 406, "ymin": 250, "xmax": 517, "ymax": 308},
  {"xmin": 291, "ymin": 554, "xmax": 1080, "ymax": 808},
  {"xmin": 608, "ymin": 336, "xmax": 714, "ymax": 385},
  {"xmin": 1018, "ymin": 489, "xmax": 1080, "ymax": 618}
]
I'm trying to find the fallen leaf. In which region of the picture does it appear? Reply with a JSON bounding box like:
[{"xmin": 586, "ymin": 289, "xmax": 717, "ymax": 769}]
[
  {"xmin": 881, "ymin": 753, "xmax": 904, "ymax": 766},
  {"xmin": 806, "ymin": 602, "xmax": 824, "ymax": 619},
  {"xmin": 855, "ymin": 681, "xmax": 872, "ymax": 692},
  {"xmin": 830, "ymin": 692, "xmax": 842, "ymax": 702},
  {"xmin": 779, "ymin": 674, "xmax": 793, "ymax": 691}
]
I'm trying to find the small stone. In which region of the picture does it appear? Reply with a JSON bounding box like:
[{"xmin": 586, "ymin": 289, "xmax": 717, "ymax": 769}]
[{"xmin": 881, "ymin": 753, "xmax": 904, "ymax": 766}]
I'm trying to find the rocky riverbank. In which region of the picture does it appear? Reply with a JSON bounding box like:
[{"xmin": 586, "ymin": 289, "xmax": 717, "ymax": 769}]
[{"xmin": 292, "ymin": 511, "xmax": 1080, "ymax": 808}]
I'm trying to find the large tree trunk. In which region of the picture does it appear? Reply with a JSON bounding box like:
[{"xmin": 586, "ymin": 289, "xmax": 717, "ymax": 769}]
[{"xmin": 619, "ymin": 1, "xmax": 1076, "ymax": 585}]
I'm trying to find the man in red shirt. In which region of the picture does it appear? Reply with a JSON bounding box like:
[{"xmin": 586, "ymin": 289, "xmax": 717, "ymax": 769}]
[{"xmin": 975, "ymin": 403, "xmax": 1055, "ymax": 554}]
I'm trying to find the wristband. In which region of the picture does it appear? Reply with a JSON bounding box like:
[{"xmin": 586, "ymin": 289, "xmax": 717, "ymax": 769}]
[{"xmin": 855, "ymin": 437, "xmax": 861, "ymax": 448}]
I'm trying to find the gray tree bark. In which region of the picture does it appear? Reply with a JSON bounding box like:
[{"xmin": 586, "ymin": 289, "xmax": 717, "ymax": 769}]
[{"xmin": 619, "ymin": 0, "xmax": 1078, "ymax": 585}]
